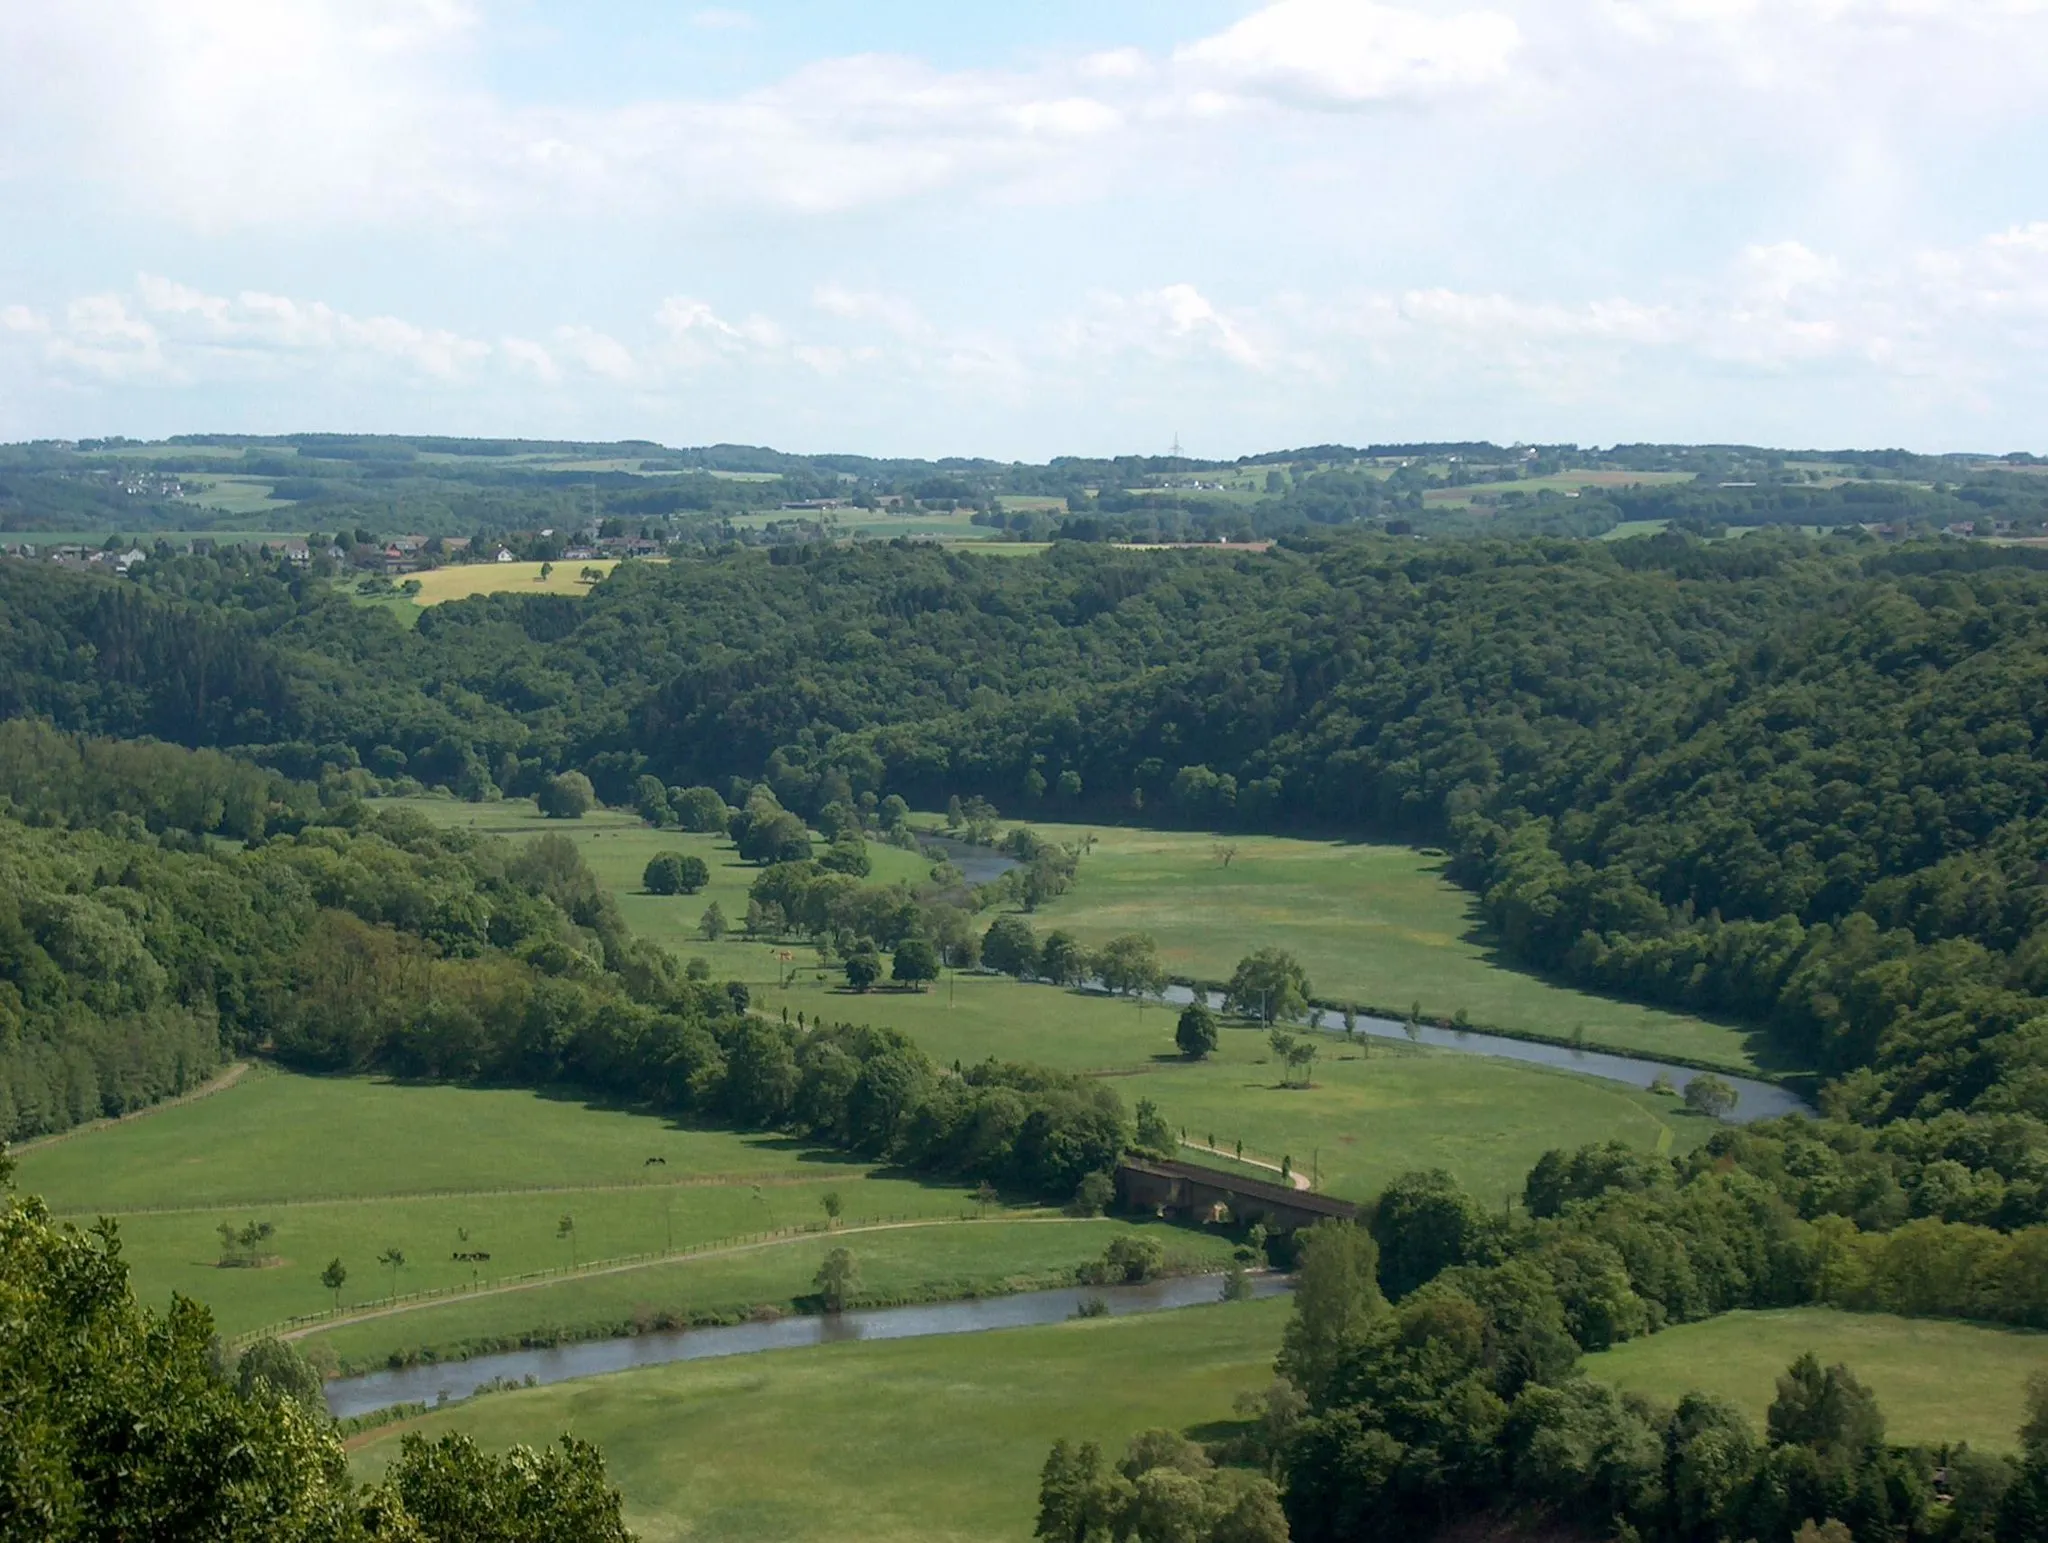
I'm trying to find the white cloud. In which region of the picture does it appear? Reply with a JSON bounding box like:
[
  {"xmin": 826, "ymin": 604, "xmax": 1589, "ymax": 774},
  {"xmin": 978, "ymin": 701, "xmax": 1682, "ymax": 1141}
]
[
  {"xmin": 551, "ymin": 326, "xmax": 638, "ymax": 384},
  {"xmin": 1174, "ymin": 0, "xmax": 1521, "ymax": 109},
  {"xmin": 812, "ymin": 284, "xmax": 928, "ymax": 339},
  {"xmin": 0, "ymin": 274, "xmax": 492, "ymax": 387}
]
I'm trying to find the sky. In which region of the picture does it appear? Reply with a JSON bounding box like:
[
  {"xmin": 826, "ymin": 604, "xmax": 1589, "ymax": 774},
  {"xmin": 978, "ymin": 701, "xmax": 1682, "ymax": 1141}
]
[{"xmin": 1, "ymin": 0, "xmax": 2046, "ymax": 460}]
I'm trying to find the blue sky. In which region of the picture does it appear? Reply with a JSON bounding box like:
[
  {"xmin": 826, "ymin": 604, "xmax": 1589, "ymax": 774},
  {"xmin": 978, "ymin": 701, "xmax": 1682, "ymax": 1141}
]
[{"xmin": 2, "ymin": 0, "xmax": 2046, "ymax": 458}]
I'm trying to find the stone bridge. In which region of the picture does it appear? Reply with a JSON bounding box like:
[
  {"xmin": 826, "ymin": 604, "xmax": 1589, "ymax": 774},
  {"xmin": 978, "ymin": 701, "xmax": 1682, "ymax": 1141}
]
[{"xmin": 1116, "ymin": 1156, "xmax": 1359, "ymax": 1234}]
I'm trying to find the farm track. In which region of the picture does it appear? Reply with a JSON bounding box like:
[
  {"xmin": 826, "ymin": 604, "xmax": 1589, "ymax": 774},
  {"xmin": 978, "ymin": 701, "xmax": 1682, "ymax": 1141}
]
[
  {"xmin": 280, "ymin": 1214, "xmax": 1098, "ymax": 1342},
  {"xmin": 47, "ymin": 1169, "xmax": 876, "ymax": 1220},
  {"xmin": 11, "ymin": 1062, "xmax": 253, "ymax": 1155}
]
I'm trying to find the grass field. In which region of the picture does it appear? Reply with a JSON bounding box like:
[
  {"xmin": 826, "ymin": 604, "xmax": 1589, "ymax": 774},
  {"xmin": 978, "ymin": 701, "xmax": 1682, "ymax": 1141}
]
[
  {"xmin": 1003, "ymin": 823, "xmax": 1765, "ymax": 1071},
  {"xmin": 375, "ymin": 797, "xmax": 1724, "ymax": 1204},
  {"xmin": 303, "ymin": 1216, "xmax": 1236, "ymax": 1370},
  {"xmin": 1584, "ymin": 1308, "xmax": 2048, "ymax": 1453},
  {"xmin": 350, "ymin": 1296, "xmax": 1291, "ymax": 1543},
  {"xmin": 184, "ymin": 474, "xmax": 296, "ymax": 515},
  {"xmin": 12, "ymin": 1069, "xmax": 1028, "ymax": 1349}
]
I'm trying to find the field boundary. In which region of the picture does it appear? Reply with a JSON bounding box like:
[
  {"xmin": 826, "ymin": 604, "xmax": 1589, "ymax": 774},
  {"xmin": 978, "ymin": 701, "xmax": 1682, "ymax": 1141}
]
[
  {"xmin": 10, "ymin": 1061, "xmax": 254, "ymax": 1155},
  {"xmin": 49, "ymin": 1166, "xmax": 903, "ymax": 1220},
  {"xmin": 256, "ymin": 1211, "xmax": 1091, "ymax": 1348}
]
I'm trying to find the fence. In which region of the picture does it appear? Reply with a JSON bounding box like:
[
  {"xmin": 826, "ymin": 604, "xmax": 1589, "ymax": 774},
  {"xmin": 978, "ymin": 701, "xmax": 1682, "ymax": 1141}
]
[{"xmin": 228, "ymin": 1210, "xmax": 978, "ymax": 1348}]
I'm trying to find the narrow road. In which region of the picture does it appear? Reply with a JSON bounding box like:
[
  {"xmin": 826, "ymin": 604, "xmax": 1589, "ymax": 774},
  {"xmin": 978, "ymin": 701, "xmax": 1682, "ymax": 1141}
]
[
  {"xmin": 279, "ymin": 1213, "xmax": 1095, "ymax": 1344},
  {"xmin": 1180, "ymin": 1139, "xmax": 1313, "ymax": 1191},
  {"xmin": 11, "ymin": 1062, "xmax": 253, "ymax": 1155}
]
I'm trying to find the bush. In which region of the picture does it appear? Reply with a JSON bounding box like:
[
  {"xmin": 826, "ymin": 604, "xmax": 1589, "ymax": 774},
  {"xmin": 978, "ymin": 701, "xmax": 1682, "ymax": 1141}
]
[
  {"xmin": 535, "ymin": 772, "xmax": 596, "ymax": 819},
  {"xmin": 1176, "ymin": 1002, "xmax": 1219, "ymax": 1060},
  {"xmin": 671, "ymin": 786, "xmax": 730, "ymax": 833},
  {"xmin": 982, "ymin": 915, "xmax": 1039, "ymax": 977},
  {"xmin": 1068, "ymin": 1171, "xmax": 1116, "ymax": 1217},
  {"xmin": 643, "ymin": 853, "xmax": 709, "ymax": 895}
]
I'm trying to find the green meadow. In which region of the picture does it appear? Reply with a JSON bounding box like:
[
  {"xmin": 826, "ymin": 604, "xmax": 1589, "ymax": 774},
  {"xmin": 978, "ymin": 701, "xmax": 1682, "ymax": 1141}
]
[
  {"xmin": 388, "ymin": 796, "xmax": 1766, "ymax": 1072},
  {"xmin": 1004, "ymin": 822, "xmax": 1763, "ymax": 1071},
  {"xmin": 14, "ymin": 1070, "xmax": 1007, "ymax": 1352},
  {"xmin": 302, "ymin": 1217, "xmax": 1234, "ymax": 1371},
  {"xmin": 1583, "ymin": 1308, "xmax": 2048, "ymax": 1453},
  {"xmin": 349, "ymin": 1297, "xmax": 1292, "ymax": 1543}
]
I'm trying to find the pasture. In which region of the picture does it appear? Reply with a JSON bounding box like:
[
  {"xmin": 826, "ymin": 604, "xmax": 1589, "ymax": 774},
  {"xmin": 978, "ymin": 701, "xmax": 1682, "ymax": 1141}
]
[
  {"xmin": 349, "ymin": 1296, "xmax": 1292, "ymax": 1543},
  {"xmin": 1005, "ymin": 823, "xmax": 1763, "ymax": 1071},
  {"xmin": 1583, "ymin": 1308, "xmax": 2048, "ymax": 1453},
  {"xmin": 13, "ymin": 1068, "xmax": 1018, "ymax": 1353},
  {"xmin": 303, "ymin": 1216, "xmax": 1235, "ymax": 1371},
  {"xmin": 401, "ymin": 559, "xmax": 650, "ymax": 606}
]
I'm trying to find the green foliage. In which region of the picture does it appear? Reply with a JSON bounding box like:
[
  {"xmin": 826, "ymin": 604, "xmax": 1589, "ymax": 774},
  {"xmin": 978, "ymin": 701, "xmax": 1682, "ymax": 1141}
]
[
  {"xmin": 1040, "ymin": 931, "xmax": 1086, "ymax": 987},
  {"xmin": 1369, "ymin": 1170, "xmax": 1497, "ymax": 1300},
  {"xmin": 983, "ymin": 915, "xmax": 1040, "ymax": 977},
  {"xmin": 641, "ymin": 852, "xmax": 708, "ymax": 896},
  {"xmin": 1175, "ymin": 1003, "xmax": 1218, "ymax": 1061},
  {"xmin": 0, "ymin": 1174, "xmax": 633, "ymax": 1540},
  {"xmin": 1226, "ymin": 951, "xmax": 1310, "ymax": 1026},
  {"xmin": 1277, "ymin": 1222, "xmax": 1384, "ymax": 1405},
  {"xmin": 814, "ymin": 1246, "xmax": 860, "ymax": 1311},
  {"xmin": 1095, "ymin": 934, "xmax": 1165, "ymax": 998},
  {"xmin": 536, "ymin": 772, "xmax": 596, "ymax": 819},
  {"xmin": 1035, "ymin": 1429, "xmax": 1288, "ymax": 1543},
  {"xmin": 891, "ymin": 937, "xmax": 940, "ymax": 988}
]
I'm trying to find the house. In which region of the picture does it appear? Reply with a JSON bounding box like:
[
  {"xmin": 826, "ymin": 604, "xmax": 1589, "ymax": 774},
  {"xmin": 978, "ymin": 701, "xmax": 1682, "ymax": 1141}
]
[
  {"xmin": 113, "ymin": 548, "xmax": 149, "ymax": 573},
  {"xmin": 495, "ymin": 547, "xmax": 515, "ymax": 563},
  {"xmin": 273, "ymin": 541, "xmax": 312, "ymax": 566}
]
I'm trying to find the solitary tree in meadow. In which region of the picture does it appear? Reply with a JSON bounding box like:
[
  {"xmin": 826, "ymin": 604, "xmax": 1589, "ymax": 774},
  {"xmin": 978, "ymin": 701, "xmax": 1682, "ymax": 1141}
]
[
  {"xmin": 698, "ymin": 901, "xmax": 728, "ymax": 941},
  {"xmin": 1228, "ymin": 949, "xmax": 1311, "ymax": 1025},
  {"xmin": 815, "ymin": 1247, "xmax": 860, "ymax": 1312},
  {"xmin": 1176, "ymin": 1001, "xmax": 1219, "ymax": 1061},
  {"xmin": 321, "ymin": 1257, "xmax": 347, "ymax": 1310},
  {"xmin": 821, "ymin": 1191, "xmax": 842, "ymax": 1227},
  {"xmin": 557, "ymin": 1214, "xmax": 577, "ymax": 1269},
  {"xmin": 1684, "ymin": 1074, "xmax": 1739, "ymax": 1119},
  {"xmin": 377, "ymin": 1248, "xmax": 405, "ymax": 1298}
]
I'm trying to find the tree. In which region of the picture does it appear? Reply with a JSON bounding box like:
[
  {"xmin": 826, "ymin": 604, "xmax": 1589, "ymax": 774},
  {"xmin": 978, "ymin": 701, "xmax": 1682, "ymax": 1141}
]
[
  {"xmin": 0, "ymin": 1183, "xmax": 361, "ymax": 1538},
  {"xmin": 378, "ymin": 1246, "xmax": 407, "ymax": 1297},
  {"xmin": 1278, "ymin": 1221, "xmax": 1385, "ymax": 1404},
  {"xmin": 892, "ymin": 936, "xmax": 940, "ymax": 989},
  {"xmin": 643, "ymin": 852, "xmax": 709, "ymax": 895},
  {"xmin": 672, "ymin": 785, "xmax": 731, "ymax": 833},
  {"xmin": 983, "ymin": 915, "xmax": 1040, "ymax": 977},
  {"xmin": 820, "ymin": 830, "xmax": 872, "ymax": 877},
  {"xmin": 815, "ymin": 1246, "xmax": 860, "ymax": 1311},
  {"xmin": 1767, "ymin": 1353, "xmax": 1885, "ymax": 1459},
  {"xmin": 1176, "ymin": 1002, "xmax": 1219, "ymax": 1060},
  {"xmin": 234, "ymin": 1337, "xmax": 325, "ymax": 1417},
  {"xmin": 1135, "ymin": 1098, "xmax": 1175, "ymax": 1156},
  {"xmin": 557, "ymin": 1214, "xmax": 577, "ymax": 1269},
  {"xmin": 821, "ymin": 1191, "xmax": 842, "ymax": 1226},
  {"xmin": 632, "ymin": 773, "xmax": 672, "ymax": 825},
  {"xmin": 737, "ymin": 809, "xmax": 812, "ymax": 865},
  {"xmin": 536, "ymin": 771, "xmax": 596, "ymax": 819},
  {"xmin": 1683, "ymin": 1074, "xmax": 1739, "ymax": 1119},
  {"xmin": 539, "ymin": 561, "xmax": 554, "ymax": 582},
  {"xmin": 845, "ymin": 947, "xmax": 882, "ymax": 992},
  {"xmin": 370, "ymin": 1430, "xmax": 635, "ymax": 1541},
  {"xmin": 1040, "ymin": 930, "xmax": 1086, "ymax": 986},
  {"xmin": 1226, "ymin": 949, "xmax": 1311, "ymax": 1025},
  {"xmin": 320, "ymin": 1256, "xmax": 347, "ymax": 1310},
  {"xmin": 1370, "ymin": 1169, "xmax": 1492, "ymax": 1299},
  {"xmin": 698, "ymin": 900, "xmax": 728, "ymax": 940},
  {"xmin": 1096, "ymin": 933, "xmax": 1166, "ymax": 997}
]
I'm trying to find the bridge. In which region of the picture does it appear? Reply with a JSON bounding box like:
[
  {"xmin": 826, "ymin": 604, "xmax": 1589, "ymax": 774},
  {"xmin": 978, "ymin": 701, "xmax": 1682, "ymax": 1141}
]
[{"xmin": 1115, "ymin": 1156, "xmax": 1359, "ymax": 1234}]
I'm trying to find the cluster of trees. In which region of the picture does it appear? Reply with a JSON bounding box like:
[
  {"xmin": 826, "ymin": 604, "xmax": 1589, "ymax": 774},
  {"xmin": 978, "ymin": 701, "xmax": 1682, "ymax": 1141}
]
[
  {"xmin": 7, "ymin": 533, "xmax": 2048, "ymax": 1175},
  {"xmin": 0, "ymin": 1152, "xmax": 637, "ymax": 1539},
  {"xmin": 1277, "ymin": 1215, "xmax": 2030, "ymax": 1543}
]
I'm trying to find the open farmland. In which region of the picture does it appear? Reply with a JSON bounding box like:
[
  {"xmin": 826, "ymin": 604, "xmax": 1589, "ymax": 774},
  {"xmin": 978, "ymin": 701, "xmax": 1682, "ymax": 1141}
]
[
  {"xmin": 1001, "ymin": 822, "xmax": 1766, "ymax": 1071},
  {"xmin": 349, "ymin": 1297, "xmax": 1292, "ymax": 1543},
  {"xmin": 1583, "ymin": 1308, "xmax": 2048, "ymax": 1453}
]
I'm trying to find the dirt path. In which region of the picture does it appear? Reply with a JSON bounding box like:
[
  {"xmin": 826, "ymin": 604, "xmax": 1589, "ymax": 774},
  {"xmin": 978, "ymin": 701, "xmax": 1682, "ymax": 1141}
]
[
  {"xmin": 280, "ymin": 1213, "xmax": 1093, "ymax": 1344},
  {"xmin": 11, "ymin": 1062, "xmax": 253, "ymax": 1155},
  {"xmin": 1180, "ymin": 1139, "xmax": 1313, "ymax": 1191}
]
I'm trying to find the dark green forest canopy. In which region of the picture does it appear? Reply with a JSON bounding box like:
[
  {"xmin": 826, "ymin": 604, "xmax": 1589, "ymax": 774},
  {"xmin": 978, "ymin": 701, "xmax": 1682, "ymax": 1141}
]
[{"xmin": 1, "ymin": 532, "xmax": 2046, "ymax": 1121}]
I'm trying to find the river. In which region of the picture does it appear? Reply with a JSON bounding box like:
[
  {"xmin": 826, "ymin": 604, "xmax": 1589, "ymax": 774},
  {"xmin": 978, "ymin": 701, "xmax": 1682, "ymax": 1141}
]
[
  {"xmin": 1154, "ymin": 985, "xmax": 1808, "ymax": 1122},
  {"xmin": 325, "ymin": 1272, "xmax": 1290, "ymax": 1420}
]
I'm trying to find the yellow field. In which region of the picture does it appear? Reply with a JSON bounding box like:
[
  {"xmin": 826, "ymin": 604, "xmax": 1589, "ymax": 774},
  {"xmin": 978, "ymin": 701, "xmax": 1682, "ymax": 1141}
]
[{"xmin": 403, "ymin": 559, "xmax": 663, "ymax": 606}]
